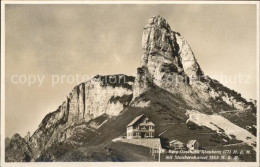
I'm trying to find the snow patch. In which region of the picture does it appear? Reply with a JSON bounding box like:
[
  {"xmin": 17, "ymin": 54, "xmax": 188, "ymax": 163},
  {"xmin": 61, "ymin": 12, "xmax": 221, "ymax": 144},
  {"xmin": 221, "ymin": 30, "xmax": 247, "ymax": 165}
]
[
  {"xmin": 132, "ymin": 100, "xmax": 150, "ymax": 108},
  {"xmin": 186, "ymin": 110, "xmax": 256, "ymax": 149},
  {"xmin": 127, "ymin": 81, "xmax": 134, "ymax": 85}
]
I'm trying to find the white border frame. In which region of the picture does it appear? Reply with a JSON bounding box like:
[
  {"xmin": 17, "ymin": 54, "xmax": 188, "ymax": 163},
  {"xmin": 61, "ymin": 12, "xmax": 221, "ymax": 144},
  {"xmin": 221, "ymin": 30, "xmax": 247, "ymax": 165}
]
[{"xmin": 1, "ymin": 1, "xmax": 259, "ymax": 167}]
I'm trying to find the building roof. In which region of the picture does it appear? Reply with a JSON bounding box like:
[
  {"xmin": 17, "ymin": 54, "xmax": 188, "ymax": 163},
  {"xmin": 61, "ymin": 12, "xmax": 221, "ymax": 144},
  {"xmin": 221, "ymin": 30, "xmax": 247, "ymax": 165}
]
[
  {"xmin": 127, "ymin": 114, "xmax": 155, "ymax": 127},
  {"xmin": 127, "ymin": 114, "xmax": 144, "ymax": 127},
  {"xmin": 187, "ymin": 140, "xmax": 198, "ymax": 146},
  {"xmin": 169, "ymin": 140, "xmax": 184, "ymax": 145}
]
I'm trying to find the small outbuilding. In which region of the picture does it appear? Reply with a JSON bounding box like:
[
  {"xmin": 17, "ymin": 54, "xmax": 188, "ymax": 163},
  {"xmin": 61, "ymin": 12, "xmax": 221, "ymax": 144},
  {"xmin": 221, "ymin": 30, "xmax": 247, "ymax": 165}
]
[
  {"xmin": 186, "ymin": 140, "xmax": 199, "ymax": 150},
  {"xmin": 169, "ymin": 140, "xmax": 185, "ymax": 150}
]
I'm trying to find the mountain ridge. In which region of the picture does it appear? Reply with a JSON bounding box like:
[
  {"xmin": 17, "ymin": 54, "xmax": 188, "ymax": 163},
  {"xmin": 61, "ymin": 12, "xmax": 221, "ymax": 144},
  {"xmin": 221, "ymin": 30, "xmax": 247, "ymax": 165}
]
[{"xmin": 5, "ymin": 15, "xmax": 257, "ymax": 162}]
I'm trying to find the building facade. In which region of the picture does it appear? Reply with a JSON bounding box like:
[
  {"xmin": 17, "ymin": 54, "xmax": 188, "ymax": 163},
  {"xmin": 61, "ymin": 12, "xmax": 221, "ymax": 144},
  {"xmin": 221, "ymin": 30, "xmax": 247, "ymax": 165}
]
[{"xmin": 126, "ymin": 114, "xmax": 155, "ymax": 139}]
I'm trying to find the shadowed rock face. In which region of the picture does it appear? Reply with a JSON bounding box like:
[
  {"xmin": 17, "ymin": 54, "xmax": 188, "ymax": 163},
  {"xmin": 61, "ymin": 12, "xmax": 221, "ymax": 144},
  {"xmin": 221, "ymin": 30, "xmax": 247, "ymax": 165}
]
[
  {"xmin": 5, "ymin": 134, "xmax": 32, "ymax": 162},
  {"xmin": 6, "ymin": 15, "xmax": 256, "ymax": 162}
]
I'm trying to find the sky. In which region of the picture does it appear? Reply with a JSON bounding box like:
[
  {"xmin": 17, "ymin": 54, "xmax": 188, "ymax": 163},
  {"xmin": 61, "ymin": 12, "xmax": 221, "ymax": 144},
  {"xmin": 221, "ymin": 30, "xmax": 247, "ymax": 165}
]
[{"xmin": 5, "ymin": 4, "xmax": 257, "ymax": 138}]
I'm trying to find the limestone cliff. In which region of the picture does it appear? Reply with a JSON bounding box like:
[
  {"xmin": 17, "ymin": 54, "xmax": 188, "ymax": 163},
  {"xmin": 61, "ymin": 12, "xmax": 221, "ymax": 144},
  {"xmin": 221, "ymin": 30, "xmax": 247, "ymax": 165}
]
[
  {"xmin": 134, "ymin": 15, "xmax": 255, "ymax": 112},
  {"xmin": 21, "ymin": 74, "xmax": 134, "ymax": 160}
]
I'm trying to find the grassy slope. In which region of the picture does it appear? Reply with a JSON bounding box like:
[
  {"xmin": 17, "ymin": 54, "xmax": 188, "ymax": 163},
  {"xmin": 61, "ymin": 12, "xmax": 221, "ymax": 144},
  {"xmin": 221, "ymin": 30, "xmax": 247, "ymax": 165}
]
[
  {"xmin": 37, "ymin": 85, "xmax": 255, "ymax": 162},
  {"xmin": 82, "ymin": 85, "xmax": 190, "ymax": 146},
  {"xmin": 82, "ymin": 85, "xmax": 240, "ymax": 148}
]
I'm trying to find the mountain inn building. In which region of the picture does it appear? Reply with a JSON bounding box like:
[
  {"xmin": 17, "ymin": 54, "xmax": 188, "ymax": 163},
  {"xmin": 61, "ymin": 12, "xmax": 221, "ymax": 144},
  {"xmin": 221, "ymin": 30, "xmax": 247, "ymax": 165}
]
[{"xmin": 126, "ymin": 114, "xmax": 155, "ymax": 139}]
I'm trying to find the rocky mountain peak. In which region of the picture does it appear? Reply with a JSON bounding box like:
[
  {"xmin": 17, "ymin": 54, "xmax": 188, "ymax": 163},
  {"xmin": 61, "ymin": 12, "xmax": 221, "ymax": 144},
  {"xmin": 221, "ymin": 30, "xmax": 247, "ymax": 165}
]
[
  {"xmin": 11, "ymin": 133, "xmax": 23, "ymax": 141},
  {"xmin": 134, "ymin": 15, "xmax": 254, "ymax": 112},
  {"xmin": 140, "ymin": 15, "xmax": 204, "ymax": 89},
  {"xmin": 134, "ymin": 15, "xmax": 204, "ymax": 99},
  {"xmin": 141, "ymin": 15, "xmax": 180, "ymax": 67},
  {"xmin": 147, "ymin": 15, "xmax": 169, "ymax": 28}
]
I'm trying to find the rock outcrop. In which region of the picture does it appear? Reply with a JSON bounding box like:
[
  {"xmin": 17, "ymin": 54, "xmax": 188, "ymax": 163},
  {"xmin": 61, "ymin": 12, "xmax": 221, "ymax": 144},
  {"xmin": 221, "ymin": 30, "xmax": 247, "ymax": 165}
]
[{"xmin": 5, "ymin": 134, "xmax": 32, "ymax": 162}]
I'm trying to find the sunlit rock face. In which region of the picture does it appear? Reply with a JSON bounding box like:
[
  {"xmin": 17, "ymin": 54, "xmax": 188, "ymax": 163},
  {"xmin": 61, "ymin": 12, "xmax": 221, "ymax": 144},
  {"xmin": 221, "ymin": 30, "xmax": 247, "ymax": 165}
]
[
  {"xmin": 24, "ymin": 74, "xmax": 135, "ymax": 160},
  {"xmin": 141, "ymin": 15, "xmax": 203, "ymax": 81},
  {"xmin": 134, "ymin": 15, "xmax": 203, "ymax": 102},
  {"xmin": 134, "ymin": 15, "xmax": 254, "ymax": 112}
]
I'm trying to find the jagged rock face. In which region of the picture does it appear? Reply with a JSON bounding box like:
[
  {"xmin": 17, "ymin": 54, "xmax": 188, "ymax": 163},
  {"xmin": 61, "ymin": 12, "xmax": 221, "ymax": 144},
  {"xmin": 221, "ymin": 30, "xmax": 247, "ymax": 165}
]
[
  {"xmin": 5, "ymin": 134, "xmax": 32, "ymax": 162},
  {"xmin": 133, "ymin": 67, "xmax": 150, "ymax": 99},
  {"xmin": 23, "ymin": 74, "xmax": 134, "ymax": 160},
  {"xmin": 175, "ymin": 34, "xmax": 203, "ymax": 79},
  {"xmin": 141, "ymin": 15, "xmax": 183, "ymax": 87},
  {"xmin": 136, "ymin": 15, "xmax": 205, "ymax": 108},
  {"xmin": 141, "ymin": 16, "xmax": 179, "ymax": 66},
  {"xmin": 141, "ymin": 15, "xmax": 203, "ymax": 81},
  {"xmin": 65, "ymin": 75, "xmax": 133, "ymax": 122},
  {"xmin": 135, "ymin": 15, "xmax": 254, "ymax": 112}
]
